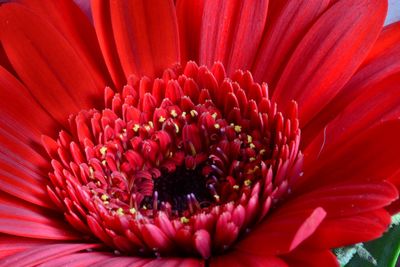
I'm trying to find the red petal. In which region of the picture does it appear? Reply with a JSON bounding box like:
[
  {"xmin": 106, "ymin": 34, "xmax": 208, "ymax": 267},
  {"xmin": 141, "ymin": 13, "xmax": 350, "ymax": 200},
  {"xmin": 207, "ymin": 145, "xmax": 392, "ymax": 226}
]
[
  {"xmin": 94, "ymin": 257, "xmax": 203, "ymax": 267},
  {"xmin": 304, "ymin": 22, "xmax": 400, "ymax": 145},
  {"xmin": 0, "ymin": 67, "xmax": 52, "ymax": 207},
  {"xmin": 0, "ymin": 236, "xmax": 55, "ymax": 258},
  {"xmin": 0, "ymin": 194, "xmax": 79, "ymax": 240},
  {"xmin": 211, "ymin": 250, "xmax": 288, "ymax": 267},
  {"xmin": 199, "ymin": 0, "xmax": 269, "ymax": 75},
  {"xmin": 272, "ymin": 0, "xmax": 387, "ymax": 125},
  {"xmin": 305, "ymin": 209, "xmax": 391, "ymax": 249},
  {"xmin": 284, "ymin": 182, "xmax": 397, "ymax": 218},
  {"xmin": 0, "ymin": 4, "xmax": 103, "ymax": 124},
  {"xmin": 302, "ymin": 120, "xmax": 400, "ymax": 190},
  {"xmin": 0, "ymin": 68, "xmax": 54, "ymax": 207},
  {"xmin": 176, "ymin": 0, "xmax": 204, "ymax": 63},
  {"xmin": 253, "ymin": 0, "xmax": 330, "ymax": 86},
  {"xmin": 235, "ymin": 207, "xmax": 326, "ymax": 255},
  {"xmin": 386, "ymin": 199, "xmax": 400, "ymax": 215},
  {"xmin": 194, "ymin": 229, "xmax": 211, "ymax": 259},
  {"xmin": 0, "ymin": 243, "xmax": 99, "ymax": 267},
  {"xmin": 0, "ymin": 159, "xmax": 51, "ymax": 208},
  {"xmin": 0, "ymin": 128, "xmax": 51, "ymax": 208},
  {"xmin": 283, "ymin": 247, "xmax": 339, "ymax": 267},
  {"xmin": 91, "ymin": 0, "xmax": 126, "ymax": 88},
  {"xmin": 90, "ymin": 256, "xmax": 150, "ymax": 267},
  {"xmin": 38, "ymin": 252, "xmax": 112, "ymax": 267},
  {"xmin": 140, "ymin": 224, "xmax": 174, "ymax": 253},
  {"xmin": 0, "ymin": 66, "xmax": 57, "ymax": 140},
  {"xmin": 109, "ymin": 0, "xmax": 180, "ymax": 78},
  {"xmin": 16, "ymin": 0, "xmax": 112, "ymax": 88},
  {"xmin": 310, "ymin": 74, "xmax": 400, "ymax": 153},
  {"xmin": 141, "ymin": 258, "xmax": 204, "ymax": 267}
]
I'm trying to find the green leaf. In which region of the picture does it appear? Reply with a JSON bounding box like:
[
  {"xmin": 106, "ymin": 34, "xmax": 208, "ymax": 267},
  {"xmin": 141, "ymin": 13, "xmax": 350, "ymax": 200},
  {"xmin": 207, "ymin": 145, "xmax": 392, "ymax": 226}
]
[{"xmin": 345, "ymin": 224, "xmax": 400, "ymax": 267}]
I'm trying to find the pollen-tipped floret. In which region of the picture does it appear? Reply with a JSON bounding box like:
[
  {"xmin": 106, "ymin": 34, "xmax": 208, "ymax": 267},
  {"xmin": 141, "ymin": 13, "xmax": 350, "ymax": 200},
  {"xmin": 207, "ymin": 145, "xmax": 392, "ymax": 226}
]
[{"xmin": 43, "ymin": 62, "xmax": 303, "ymax": 258}]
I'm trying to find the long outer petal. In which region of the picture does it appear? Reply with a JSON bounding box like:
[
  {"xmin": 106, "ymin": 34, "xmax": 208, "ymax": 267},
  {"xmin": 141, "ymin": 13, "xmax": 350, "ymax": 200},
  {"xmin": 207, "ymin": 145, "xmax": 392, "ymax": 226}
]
[
  {"xmin": 0, "ymin": 236, "xmax": 55, "ymax": 258},
  {"xmin": 302, "ymin": 120, "xmax": 400, "ymax": 191},
  {"xmin": 252, "ymin": 0, "xmax": 331, "ymax": 86},
  {"xmin": 38, "ymin": 252, "xmax": 111, "ymax": 267},
  {"xmin": 235, "ymin": 207, "xmax": 326, "ymax": 255},
  {"xmin": 199, "ymin": 0, "xmax": 269, "ymax": 75},
  {"xmin": 303, "ymin": 22, "xmax": 400, "ymax": 145},
  {"xmin": 305, "ymin": 209, "xmax": 391, "ymax": 249},
  {"xmin": 0, "ymin": 243, "xmax": 99, "ymax": 267},
  {"xmin": 282, "ymin": 248, "xmax": 339, "ymax": 267},
  {"xmin": 94, "ymin": 257, "xmax": 203, "ymax": 267},
  {"xmin": 15, "ymin": 0, "xmax": 112, "ymax": 89},
  {"xmin": 211, "ymin": 251, "xmax": 288, "ymax": 267},
  {"xmin": 0, "ymin": 194, "xmax": 79, "ymax": 240},
  {"xmin": 176, "ymin": 0, "xmax": 204, "ymax": 63},
  {"xmin": 91, "ymin": 0, "xmax": 126, "ymax": 89},
  {"xmin": 306, "ymin": 73, "xmax": 400, "ymax": 154},
  {"xmin": 0, "ymin": 4, "xmax": 104, "ymax": 124},
  {"xmin": 109, "ymin": 0, "xmax": 180, "ymax": 78},
  {"xmin": 272, "ymin": 0, "xmax": 387, "ymax": 126}
]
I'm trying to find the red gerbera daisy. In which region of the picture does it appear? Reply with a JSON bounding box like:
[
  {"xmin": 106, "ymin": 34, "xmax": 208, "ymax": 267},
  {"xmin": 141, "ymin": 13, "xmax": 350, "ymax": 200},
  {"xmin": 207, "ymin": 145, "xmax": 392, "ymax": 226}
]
[{"xmin": 0, "ymin": 0, "xmax": 400, "ymax": 266}]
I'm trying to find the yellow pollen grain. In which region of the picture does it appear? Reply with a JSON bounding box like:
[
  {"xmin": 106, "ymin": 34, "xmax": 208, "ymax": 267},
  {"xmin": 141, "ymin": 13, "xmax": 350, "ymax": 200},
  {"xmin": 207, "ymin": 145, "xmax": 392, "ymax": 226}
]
[
  {"xmin": 129, "ymin": 208, "xmax": 137, "ymax": 214},
  {"xmin": 234, "ymin": 125, "xmax": 242, "ymax": 133},
  {"xmin": 214, "ymin": 123, "xmax": 220, "ymax": 129},
  {"xmin": 148, "ymin": 121, "xmax": 154, "ymax": 128},
  {"xmin": 102, "ymin": 160, "xmax": 107, "ymax": 166},
  {"xmin": 174, "ymin": 123, "xmax": 180, "ymax": 133},
  {"xmin": 180, "ymin": 217, "xmax": 189, "ymax": 224},
  {"xmin": 171, "ymin": 110, "xmax": 178, "ymax": 118},
  {"xmin": 119, "ymin": 134, "xmax": 123, "ymax": 139},
  {"xmin": 144, "ymin": 125, "xmax": 151, "ymax": 131},
  {"xmin": 213, "ymin": 194, "xmax": 220, "ymax": 201},
  {"xmin": 189, "ymin": 143, "xmax": 197, "ymax": 156},
  {"xmin": 89, "ymin": 167, "xmax": 94, "ymax": 177},
  {"xmin": 247, "ymin": 135, "xmax": 253, "ymax": 143},
  {"xmin": 244, "ymin": 179, "xmax": 252, "ymax": 186},
  {"xmin": 158, "ymin": 116, "xmax": 166, "ymax": 123},
  {"xmin": 123, "ymin": 128, "xmax": 127, "ymax": 133},
  {"xmin": 133, "ymin": 124, "xmax": 140, "ymax": 132},
  {"xmin": 101, "ymin": 194, "xmax": 108, "ymax": 201},
  {"xmin": 233, "ymin": 185, "xmax": 240, "ymax": 190},
  {"xmin": 103, "ymin": 201, "xmax": 109, "ymax": 205},
  {"xmin": 181, "ymin": 111, "xmax": 187, "ymax": 117},
  {"xmin": 249, "ymin": 143, "xmax": 256, "ymax": 149},
  {"xmin": 211, "ymin": 113, "xmax": 217, "ymax": 119},
  {"xmin": 100, "ymin": 146, "xmax": 107, "ymax": 155},
  {"xmin": 190, "ymin": 110, "xmax": 198, "ymax": 117},
  {"xmin": 249, "ymin": 157, "xmax": 256, "ymax": 162},
  {"xmin": 116, "ymin": 207, "xmax": 124, "ymax": 216},
  {"xmin": 260, "ymin": 149, "xmax": 266, "ymax": 155}
]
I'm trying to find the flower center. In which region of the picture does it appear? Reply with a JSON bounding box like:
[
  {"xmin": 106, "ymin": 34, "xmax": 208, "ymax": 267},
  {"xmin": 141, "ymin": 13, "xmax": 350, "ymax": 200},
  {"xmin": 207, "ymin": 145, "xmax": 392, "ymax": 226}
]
[
  {"xmin": 143, "ymin": 165, "xmax": 212, "ymax": 213},
  {"xmin": 44, "ymin": 62, "xmax": 303, "ymax": 259}
]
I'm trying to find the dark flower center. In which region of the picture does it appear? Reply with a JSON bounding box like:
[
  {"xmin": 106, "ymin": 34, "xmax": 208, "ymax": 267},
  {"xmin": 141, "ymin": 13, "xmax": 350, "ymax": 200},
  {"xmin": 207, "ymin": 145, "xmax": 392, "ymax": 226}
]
[
  {"xmin": 143, "ymin": 165, "xmax": 212, "ymax": 213},
  {"xmin": 44, "ymin": 61, "xmax": 303, "ymax": 259}
]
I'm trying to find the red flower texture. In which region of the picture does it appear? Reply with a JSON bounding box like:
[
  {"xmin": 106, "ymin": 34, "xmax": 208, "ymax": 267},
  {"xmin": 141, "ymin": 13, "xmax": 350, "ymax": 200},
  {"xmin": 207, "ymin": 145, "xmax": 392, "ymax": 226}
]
[{"xmin": 0, "ymin": 0, "xmax": 400, "ymax": 266}]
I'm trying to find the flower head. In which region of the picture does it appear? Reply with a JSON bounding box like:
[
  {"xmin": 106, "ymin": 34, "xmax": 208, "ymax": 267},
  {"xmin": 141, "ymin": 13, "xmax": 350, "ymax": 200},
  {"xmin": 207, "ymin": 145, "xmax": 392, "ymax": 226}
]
[
  {"xmin": 0, "ymin": 0, "xmax": 400, "ymax": 266},
  {"xmin": 43, "ymin": 61, "xmax": 302, "ymax": 259}
]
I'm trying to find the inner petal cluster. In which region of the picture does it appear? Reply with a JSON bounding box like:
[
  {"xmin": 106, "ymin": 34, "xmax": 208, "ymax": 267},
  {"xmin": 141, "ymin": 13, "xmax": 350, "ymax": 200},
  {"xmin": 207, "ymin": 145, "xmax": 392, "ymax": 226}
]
[{"xmin": 44, "ymin": 62, "xmax": 303, "ymax": 259}]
